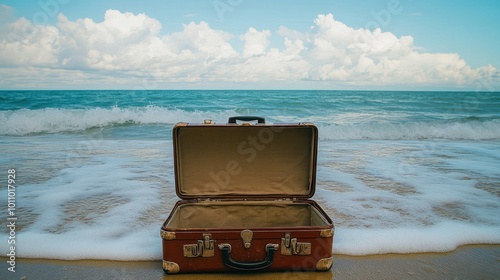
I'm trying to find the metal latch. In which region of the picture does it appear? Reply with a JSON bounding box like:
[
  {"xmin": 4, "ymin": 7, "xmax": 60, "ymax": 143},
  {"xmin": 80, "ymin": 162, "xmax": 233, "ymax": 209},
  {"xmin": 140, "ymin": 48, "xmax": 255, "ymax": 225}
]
[
  {"xmin": 240, "ymin": 229, "xmax": 253, "ymax": 249},
  {"xmin": 281, "ymin": 233, "xmax": 311, "ymax": 255},
  {"xmin": 183, "ymin": 233, "xmax": 215, "ymax": 258}
]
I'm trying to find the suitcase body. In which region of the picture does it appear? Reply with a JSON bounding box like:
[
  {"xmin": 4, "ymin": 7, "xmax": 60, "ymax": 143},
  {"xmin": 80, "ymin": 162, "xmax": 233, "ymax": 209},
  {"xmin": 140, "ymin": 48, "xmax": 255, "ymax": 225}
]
[{"xmin": 161, "ymin": 117, "xmax": 334, "ymax": 274}]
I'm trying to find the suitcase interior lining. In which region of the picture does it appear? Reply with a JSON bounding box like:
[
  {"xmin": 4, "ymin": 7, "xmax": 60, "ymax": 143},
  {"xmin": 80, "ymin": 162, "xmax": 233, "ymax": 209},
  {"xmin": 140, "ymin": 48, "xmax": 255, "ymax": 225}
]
[
  {"xmin": 165, "ymin": 202, "xmax": 330, "ymax": 229},
  {"xmin": 175, "ymin": 126, "xmax": 316, "ymax": 197}
]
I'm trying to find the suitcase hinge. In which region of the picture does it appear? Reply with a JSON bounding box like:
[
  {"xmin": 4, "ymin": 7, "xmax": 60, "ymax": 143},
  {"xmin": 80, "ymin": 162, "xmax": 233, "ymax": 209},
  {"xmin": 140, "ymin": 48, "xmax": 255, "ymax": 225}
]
[
  {"xmin": 196, "ymin": 198, "xmax": 220, "ymax": 202},
  {"xmin": 274, "ymin": 198, "xmax": 295, "ymax": 203},
  {"xmin": 183, "ymin": 233, "xmax": 215, "ymax": 258},
  {"xmin": 281, "ymin": 233, "xmax": 311, "ymax": 255}
]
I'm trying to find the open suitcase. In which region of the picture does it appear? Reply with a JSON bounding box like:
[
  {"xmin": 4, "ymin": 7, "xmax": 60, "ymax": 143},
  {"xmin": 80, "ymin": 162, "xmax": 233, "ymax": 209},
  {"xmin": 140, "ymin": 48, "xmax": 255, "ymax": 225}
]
[{"xmin": 161, "ymin": 116, "xmax": 334, "ymax": 274}]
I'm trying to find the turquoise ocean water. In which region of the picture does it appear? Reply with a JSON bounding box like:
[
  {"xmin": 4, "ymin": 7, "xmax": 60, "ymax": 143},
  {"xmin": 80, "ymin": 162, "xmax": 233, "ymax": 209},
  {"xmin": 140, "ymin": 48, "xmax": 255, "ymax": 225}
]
[{"xmin": 1, "ymin": 90, "xmax": 499, "ymax": 260}]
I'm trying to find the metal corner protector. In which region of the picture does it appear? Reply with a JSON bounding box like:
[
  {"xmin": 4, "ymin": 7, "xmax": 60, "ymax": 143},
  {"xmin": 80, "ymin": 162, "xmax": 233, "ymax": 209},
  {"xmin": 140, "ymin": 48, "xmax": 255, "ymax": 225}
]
[
  {"xmin": 163, "ymin": 261, "xmax": 180, "ymax": 274},
  {"xmin": 316, "ymin": 257, "xmax": 333, "ymax": 271},
  {"xmin": 160, "ymin": 230, "xmax": 176, "ymax": 240},
  {"xmin": 320, "ymin": 228, "xmax": 334, "ymax": 238}
]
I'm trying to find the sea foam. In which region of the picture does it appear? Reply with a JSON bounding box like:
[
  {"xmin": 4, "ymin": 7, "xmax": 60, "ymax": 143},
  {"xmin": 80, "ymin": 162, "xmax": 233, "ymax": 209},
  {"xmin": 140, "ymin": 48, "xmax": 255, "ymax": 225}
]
[
  {"xmin": 0, "ymin": 137, "xmax": 499, "ymax": 260},
  {"xmin": 0, "ymin": 107, "xmax": 238, "ymax": 136},
  {"xmin": 318, "ymin": 120, "xmax": 500, "ymax": 140},
  {"xmin": 1, "ymin": 91, "xmax": 499, "ymax": 260},
  {"xmin": 1, "ymin": 107, "xmax": 499, "ymax": 140}
]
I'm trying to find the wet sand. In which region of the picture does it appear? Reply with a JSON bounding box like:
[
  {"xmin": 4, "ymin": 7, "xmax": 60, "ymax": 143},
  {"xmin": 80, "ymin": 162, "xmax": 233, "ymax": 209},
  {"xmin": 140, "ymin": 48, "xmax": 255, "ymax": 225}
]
[{"xmin": 1, "ymin": 245, "xmax": 499, "ymax": 280}]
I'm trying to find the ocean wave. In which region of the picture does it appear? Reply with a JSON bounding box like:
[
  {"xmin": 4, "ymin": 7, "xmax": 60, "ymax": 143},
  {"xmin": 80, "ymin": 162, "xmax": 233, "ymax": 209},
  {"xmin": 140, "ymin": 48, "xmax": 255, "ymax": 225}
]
[
  {"xmin": 317, "ymin": 120, "xmax": 500, "ymax": 140},
  {"xmin": 0, "ymin": 106, "xmax": 238, "ymax": 136},
  {"xmin": 1, "ymin": 107, "xmax": 499, "ymax": 140}
]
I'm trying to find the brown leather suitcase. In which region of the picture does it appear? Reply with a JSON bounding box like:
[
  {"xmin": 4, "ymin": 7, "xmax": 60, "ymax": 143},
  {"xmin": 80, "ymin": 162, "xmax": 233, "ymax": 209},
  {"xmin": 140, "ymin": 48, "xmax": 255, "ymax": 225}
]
[{"xmin": 160, "ymin": 116, "xmax": 334, "ymax": 274}]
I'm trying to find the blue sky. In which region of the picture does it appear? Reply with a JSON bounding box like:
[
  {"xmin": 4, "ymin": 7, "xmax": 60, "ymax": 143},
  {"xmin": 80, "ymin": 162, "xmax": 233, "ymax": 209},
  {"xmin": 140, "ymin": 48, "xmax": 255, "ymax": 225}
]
[{"xmin": 0, "ymin": 0, "xmax": 499, "ymax": 90}]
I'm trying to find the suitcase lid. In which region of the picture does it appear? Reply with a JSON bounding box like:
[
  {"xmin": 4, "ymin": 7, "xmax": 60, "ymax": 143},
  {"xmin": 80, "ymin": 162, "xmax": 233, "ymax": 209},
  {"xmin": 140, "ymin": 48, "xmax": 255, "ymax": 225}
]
[{"xmin": 172, "ymin": 117, "xmax": 318, "ymax": 200}]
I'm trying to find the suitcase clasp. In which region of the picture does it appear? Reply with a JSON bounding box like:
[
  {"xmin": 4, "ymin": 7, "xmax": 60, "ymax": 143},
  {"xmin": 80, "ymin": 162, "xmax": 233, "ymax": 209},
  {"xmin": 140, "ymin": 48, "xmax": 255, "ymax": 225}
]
[
  {"xmin": 281, "ymin": 233, "xmax": 311, "ymax": 255},
  {"xmin": 240, "ymin": 229, "xmax": 253, "ymax": 249},
  {"xmin": 183, "ymin": 233, "xmax": 215, "ymax": 258}
]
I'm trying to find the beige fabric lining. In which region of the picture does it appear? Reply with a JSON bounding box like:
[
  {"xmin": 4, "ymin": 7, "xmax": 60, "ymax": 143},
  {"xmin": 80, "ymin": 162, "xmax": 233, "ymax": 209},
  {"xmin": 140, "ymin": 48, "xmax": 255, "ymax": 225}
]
[
  {"xmin": 175, "ymin": 126, "xmax": 315, "ymax": 197},
  {"xmin": 165, "ymin": 201, "xmax": 330, "ymax": 229}
]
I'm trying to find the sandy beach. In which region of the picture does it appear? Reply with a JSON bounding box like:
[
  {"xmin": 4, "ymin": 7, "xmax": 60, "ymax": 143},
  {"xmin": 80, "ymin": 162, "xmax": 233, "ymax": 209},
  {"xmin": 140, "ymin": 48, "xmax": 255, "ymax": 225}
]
[{"xmin": 1, "ymin": 245, "xmax": 499, "ymax": 280}]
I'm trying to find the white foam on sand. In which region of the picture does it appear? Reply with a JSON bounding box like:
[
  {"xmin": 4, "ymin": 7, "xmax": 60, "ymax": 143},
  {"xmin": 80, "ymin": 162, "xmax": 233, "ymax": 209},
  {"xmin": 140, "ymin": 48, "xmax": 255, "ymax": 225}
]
[
  {"xmin": 1, "ymin": 137, "xmax": 499, "ymax": 260},
  {"xmin": 317, "ymin": 140, "xmax": 500, "ymax": 255},
  {"xmin": 1, "ymin": 138, "xmax": 174, "ymax": 260}
]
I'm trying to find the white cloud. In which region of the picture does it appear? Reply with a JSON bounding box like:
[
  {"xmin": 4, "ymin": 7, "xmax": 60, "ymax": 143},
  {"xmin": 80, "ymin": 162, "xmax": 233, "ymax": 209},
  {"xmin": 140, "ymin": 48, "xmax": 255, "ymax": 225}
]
[
  {"xmin": 165, "ymin": 21, "xmax": 236, "ymax": 58},
  {"xmin": 0, "ymin": 8, "xmax": 497, "ymax": 89},
  {"xmin": 56, "ymin": 10, "xmax": 164, "ymax": 70},
  {"xmin": 242, "ymin": 27, "xmax": 271, "ymax": 57},
  {"xmin": 0, "ymin": 17, "xmax": 60, "ymax": 66},
  {"xmin": 300, "ymin": 14, "xmax": 496, "ymax": 86}
]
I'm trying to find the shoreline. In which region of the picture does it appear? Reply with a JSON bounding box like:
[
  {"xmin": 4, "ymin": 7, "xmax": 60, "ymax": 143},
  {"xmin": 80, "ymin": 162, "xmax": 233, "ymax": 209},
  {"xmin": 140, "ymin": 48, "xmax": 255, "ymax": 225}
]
[{"xmin": 1, "ymin": 244, "xmax": 499, "ymax": 279}]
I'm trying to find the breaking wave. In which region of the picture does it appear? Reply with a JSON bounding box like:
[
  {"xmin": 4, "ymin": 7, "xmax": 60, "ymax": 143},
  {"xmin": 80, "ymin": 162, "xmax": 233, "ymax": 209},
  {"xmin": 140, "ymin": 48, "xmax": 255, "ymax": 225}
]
[
  {"xmin": 1, "ymin": 106, "xmax": 499, "ymax": 140},
  {"xmin": 318, "ymin": 119, "xmax": 500, "ymax": 140},
  {"xmin": 0, "ymin": 106, "xmax": 238, "ymax": 136}
]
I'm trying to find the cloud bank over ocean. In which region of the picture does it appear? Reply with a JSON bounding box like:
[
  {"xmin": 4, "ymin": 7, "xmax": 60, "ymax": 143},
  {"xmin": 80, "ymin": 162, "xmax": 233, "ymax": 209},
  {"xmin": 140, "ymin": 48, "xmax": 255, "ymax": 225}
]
[{"xmin": 0, "ymin": 7, "xmax": 497, "ymax": 89}]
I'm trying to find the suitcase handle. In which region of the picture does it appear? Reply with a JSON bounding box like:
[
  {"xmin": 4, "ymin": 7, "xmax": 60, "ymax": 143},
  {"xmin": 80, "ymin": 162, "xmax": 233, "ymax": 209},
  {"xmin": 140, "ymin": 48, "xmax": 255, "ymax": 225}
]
[
  {"xmin": 218, "ymin": 243, "xmax": 278, "ymax": 271},
  {"xmin": 228, "ymin": 116, "xmax": 265, "ymax": 124}
]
